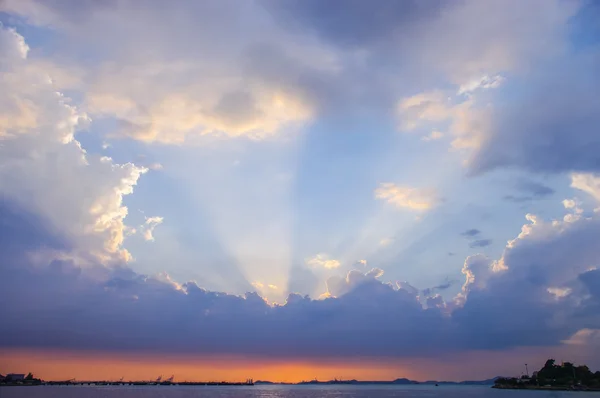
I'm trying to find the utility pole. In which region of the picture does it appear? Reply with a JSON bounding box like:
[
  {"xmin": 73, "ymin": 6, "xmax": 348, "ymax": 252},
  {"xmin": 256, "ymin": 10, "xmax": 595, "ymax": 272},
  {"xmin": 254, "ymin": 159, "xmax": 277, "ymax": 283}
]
[{"xmin": 525, "ymin": 364, "xmax": 529, "ymax": 377}]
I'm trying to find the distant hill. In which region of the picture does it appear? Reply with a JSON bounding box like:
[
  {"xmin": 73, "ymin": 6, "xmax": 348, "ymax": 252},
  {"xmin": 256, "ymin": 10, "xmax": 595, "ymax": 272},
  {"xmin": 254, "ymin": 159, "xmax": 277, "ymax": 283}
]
[
  {"xmin": 260, "ymin": 377, "xmax": 498, "ymax": 385},
  {"xmin": 422, "ymin": 377, "xmax": 500, "ymax": 385},
  {"xmin": 393, "ymin": 378, "xmax": 417, "ymax": 384}
]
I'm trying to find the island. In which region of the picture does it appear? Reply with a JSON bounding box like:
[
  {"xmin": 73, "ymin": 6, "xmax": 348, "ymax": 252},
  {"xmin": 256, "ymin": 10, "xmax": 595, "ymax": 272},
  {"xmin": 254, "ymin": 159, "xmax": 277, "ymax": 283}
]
[{"xmin": 494, "ymin": 359, "xmax": 600, "ymax": 391}]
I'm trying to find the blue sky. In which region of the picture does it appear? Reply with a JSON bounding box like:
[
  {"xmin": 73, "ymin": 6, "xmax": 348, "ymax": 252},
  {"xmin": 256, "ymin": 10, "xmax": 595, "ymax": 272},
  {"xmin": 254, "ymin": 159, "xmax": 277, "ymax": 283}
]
[{"xmin": 1, "ymin": 0, "xmax": 600, "ymax": 380}]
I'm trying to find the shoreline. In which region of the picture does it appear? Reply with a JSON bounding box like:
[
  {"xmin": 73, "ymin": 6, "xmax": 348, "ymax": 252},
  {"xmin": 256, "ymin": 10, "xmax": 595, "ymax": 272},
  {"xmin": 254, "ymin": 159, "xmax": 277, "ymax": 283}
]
[{"xmin": 493, "ymin": 385, "xmax": 600, "ymax": 392}]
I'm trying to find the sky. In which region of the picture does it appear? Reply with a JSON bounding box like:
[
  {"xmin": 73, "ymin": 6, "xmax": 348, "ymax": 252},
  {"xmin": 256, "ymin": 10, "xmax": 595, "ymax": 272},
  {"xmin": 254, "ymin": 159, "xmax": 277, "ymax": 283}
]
[{"xmin": 1, "ymin": 0, "xmax": 600, "ymax": 382}]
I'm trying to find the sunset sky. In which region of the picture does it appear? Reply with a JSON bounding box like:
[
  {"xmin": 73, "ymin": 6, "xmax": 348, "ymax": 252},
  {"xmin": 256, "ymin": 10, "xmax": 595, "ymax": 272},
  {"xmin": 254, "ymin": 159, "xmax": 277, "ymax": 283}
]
[{"xmin": 1, "ymin": 0, "xmax": 600, "ymax": 382}]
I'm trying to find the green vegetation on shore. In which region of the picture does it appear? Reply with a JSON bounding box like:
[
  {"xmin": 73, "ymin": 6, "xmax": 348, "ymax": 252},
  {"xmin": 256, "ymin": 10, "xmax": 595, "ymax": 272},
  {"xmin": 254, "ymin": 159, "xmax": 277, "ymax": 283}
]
[
  {"xmin": 494, "ymin": 359, "xmax": 600, "ymax": 390},
  {"xmin": 0, "ymin": 373, "xmax": 42, "ymax": 386}
]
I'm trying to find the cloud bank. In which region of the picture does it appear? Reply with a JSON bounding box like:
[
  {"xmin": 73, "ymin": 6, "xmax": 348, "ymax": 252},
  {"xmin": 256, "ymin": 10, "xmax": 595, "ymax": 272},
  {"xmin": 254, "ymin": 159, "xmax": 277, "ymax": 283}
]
[{"xmin": 1, "ymin": 0, "xmax": 600, "ymax": 366}]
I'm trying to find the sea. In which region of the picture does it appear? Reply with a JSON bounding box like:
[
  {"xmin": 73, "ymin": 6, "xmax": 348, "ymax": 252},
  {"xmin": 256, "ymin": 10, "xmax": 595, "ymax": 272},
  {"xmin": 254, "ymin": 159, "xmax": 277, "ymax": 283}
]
[{"xmin": 1, "ymin": 385, "xmax": 599, "ymax": 398}]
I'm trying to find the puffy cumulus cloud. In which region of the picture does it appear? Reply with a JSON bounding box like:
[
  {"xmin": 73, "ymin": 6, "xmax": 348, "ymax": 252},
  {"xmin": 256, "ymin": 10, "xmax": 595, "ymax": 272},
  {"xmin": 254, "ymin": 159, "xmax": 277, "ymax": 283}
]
[
  {"xmin": 571, "ymin": 173, "xmax": 600, "ymax": 203},
  {"xmin": 306, "ymin": 253, "xmax": 341, "ymax": 269},
  {"xmin": 140, "ymin": 216, "xmax": 164, "ymax": 242},
  {"xmin": 454, "ymin": 199, "xmax": 600, "ymax": 349},
  {"xmin": 1, "ymin": 0, "xmax": 325, "ymax": 144},
  {"xmin": 2, "ymin": 0, "xmax": 582, "ymax": 148},
  {"xmin": 4, "ymin": 199, "xmax": 600, "ymax": 359},
  {"xmin": 375, "ymin": 183, "xmax": 438, "ymax": 211},
  {"xmin": 325, "ymin": 268, "xmax": 386, "ymax": 298},
  {"xmin": 0, "ymin": 25, "xmax": 146, "ymax": 264},
  {"xmin": 3, "ymin": 0, "xmax": 600, "ymax": 363}
]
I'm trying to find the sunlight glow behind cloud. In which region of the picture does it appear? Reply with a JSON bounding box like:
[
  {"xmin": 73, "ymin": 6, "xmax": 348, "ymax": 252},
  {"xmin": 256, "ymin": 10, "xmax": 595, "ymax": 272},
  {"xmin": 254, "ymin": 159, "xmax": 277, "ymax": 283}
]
[{"xmin": 375, "ymin": 183, "xmax": 438, "ymax": 211}]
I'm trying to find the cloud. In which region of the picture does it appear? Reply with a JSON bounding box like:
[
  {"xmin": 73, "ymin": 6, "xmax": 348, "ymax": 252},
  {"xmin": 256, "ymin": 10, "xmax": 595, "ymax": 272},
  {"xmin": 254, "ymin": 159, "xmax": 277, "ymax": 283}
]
[
  {"xmin": 563, "ymin": 329, "xmax": 600, "ymax": 346},
  {"xmin": 421, "ymin": 131, "xmax": 444, "ymax": 142},
  {"xmin": 2, "ymin": 200, "xmax": 600, "ymax": 359},
  {"xmin": 504, "ymin": 179, "xmax": 556, "ymax": 203},
  {"xmin": 397, "ymin": 89, "xmax": 491, "ymax": 149},
  {"xmin": 375, "ymin": 183, "xmax": 438, "ymax": 211},
  {"xmin": 469, "ymin": 239, "xmax": 493, "ymax": 248},
  {"xmin": 467, "ymin": 52, "xmax": 600, "ymax": 175},
  {"xmin": 141, "ymin": 216, "xmax": 164, "ymax": 242},
  {"xmin": 287, "ymin": 266, "xmax": 320, "ymax": 296},
  {"xmin": 3, "ymin": 0, "xmax": 580, "ymax": 149},
  {"xmin": 0, "ymin": 25, "xmax": 145, "ymax": 264},
  {"xmin": 517, "ymin": 179, "xmax": 555, "ymax": 197},
  {"xmin": 461, "ymin": 229, "xmax": 492, "ymax": 249},
  {"xmin": 325, "ymin": 268, "xmax": 386, "ymax": 298},
  {"xmin": 306, "ymin": 253, "xmax": 341, "ymax": 269},
  {"xmin": 2, "ymin": 0, "xmax": 320, "ymax": 144},
  {"xmin": 2, "ymin": 0, "xmax": 600, "ymax": 366},
  {"xmin": 264, "ymin": 0, "xmax": 445, "ymax": 49},
  {"xmin": 457, "ymin": 74, "xmax": 504, "ymax": 95},
  {"xmin": 422, "ymin": 280, "xmax": 454, "ymax": 297},
  {"xmin": 461, "ymin": 229, "xmax": 481, "ymax": 237},
  {"xmin": 571, "ymin": 173, "xmax": 600, "ymax": 203}
]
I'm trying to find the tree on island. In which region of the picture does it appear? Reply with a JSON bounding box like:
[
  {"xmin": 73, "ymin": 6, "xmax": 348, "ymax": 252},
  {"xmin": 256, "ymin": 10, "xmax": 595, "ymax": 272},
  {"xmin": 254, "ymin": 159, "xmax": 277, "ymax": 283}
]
[{"xmin": 496, "ymin": 359, "xmax": 600, "ymax": 389}]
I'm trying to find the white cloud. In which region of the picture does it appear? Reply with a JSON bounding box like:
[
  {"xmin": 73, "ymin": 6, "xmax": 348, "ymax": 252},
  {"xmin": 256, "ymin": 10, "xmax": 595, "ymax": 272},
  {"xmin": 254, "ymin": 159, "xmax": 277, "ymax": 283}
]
[
  {"xmin": 1, "ymin": 1, "xmax": 321, "ymax": 144},
  {"xmin": 398, "ymin": 90, "xmax": 491, "ymax": 149},
  {"xmin": 306, "ymin": 253, "xmax": 341, "ymax": 269},
  {"xmin": 88, "ymin": 89, "xmax": 313, "ymax": 143},
  {"xmin": 571, "ymin": 173, "xmax": 600, "ymax": 203},
  {"xmin": 375, "ymin": 183, "xmax": 438, "ymax": 211},
  {"xmin": 457, "ymin": 74, "xmax": 504, "ymax": 95},
  {"xmin": 547, "ymin": 287, "xmax": 572, "ymax": 299},
  {"xmin": 563, "ymin": 329, "xmax": 600, "ymax": 346},
  {"xmin": 0, "ymin": 25, "xmax": 146, "ymax": 264},
  {"xmin": 141, "ymin": 216, "xmax": 164, "ymax": 242}
]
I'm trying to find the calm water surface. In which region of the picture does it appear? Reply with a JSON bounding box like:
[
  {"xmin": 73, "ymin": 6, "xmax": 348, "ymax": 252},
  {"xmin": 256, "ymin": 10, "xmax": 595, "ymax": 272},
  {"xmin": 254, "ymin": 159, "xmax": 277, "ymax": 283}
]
[{"xmin": 2, "ymin": 385, "xmax": 600, "ymax": 398}]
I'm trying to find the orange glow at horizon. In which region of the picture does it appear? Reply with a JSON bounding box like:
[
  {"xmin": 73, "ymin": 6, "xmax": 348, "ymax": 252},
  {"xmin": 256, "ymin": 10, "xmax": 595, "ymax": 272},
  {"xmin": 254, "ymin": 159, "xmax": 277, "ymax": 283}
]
[
  {"xmin": 2, "ymin": 345, "xmax": 593, "ymax": 383},
  {"xmin": 0, "ymin": 349, "xmax": 420, "ymax": 383}
]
